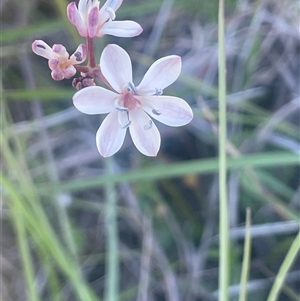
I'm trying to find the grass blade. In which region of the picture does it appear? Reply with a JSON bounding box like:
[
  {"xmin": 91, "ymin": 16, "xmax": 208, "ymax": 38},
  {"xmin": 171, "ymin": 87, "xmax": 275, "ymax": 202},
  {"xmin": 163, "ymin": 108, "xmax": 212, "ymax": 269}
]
[
  {"xmin": 238, "ymin": 208, "xmax": 252, "ymax": 301},
  {"xmin": 266, "ymin": 231, "xmax": 300, "ymax": 301},
  {"xmin": 104, "ymin": 157, "xmax": 119, "ymax": 301},
  {"xmin": 218, "ymin": 0, "xmax": 230, "ymax": 300}
]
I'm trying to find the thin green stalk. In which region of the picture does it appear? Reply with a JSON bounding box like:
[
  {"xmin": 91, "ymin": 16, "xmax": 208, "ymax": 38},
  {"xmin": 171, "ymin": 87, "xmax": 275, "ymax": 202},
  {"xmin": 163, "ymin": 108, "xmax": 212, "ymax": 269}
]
[
  {"xmin": 239, "ymin": 208, "xmax": 252, "ymax": 301},
  {"xmin": 12, "ymin": 205, "xmax": 40, "ymax": 301},
  {"xmin": 218, "ymin": 0, "xmax": 230, "ymax": 300},
  {"xmin": 44, "ymin": 257, "xmax": 63, "ymax": 301},
  {"xmin": 38, "ymin": 152, "xmax": 299, "ymax": 195},
  {"xmin": 266, "ymin": 231, "xmax": 300, "ymax": 301},
  {"xmin": 104, "ymin": 157, "xmax": 119, "ymax": 301}
]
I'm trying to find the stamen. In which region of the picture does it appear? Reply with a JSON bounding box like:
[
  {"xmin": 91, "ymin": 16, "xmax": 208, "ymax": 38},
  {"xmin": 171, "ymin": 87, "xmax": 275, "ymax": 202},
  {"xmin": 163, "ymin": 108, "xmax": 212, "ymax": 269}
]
[
  {"xmin": 120, "ymin": 120, "xmax": 131, "ymax": 129},
  {"xmin": 115, "ymin": 98, "xmax": 131, "ymax": 128},
  {"xmin": 152, "ymin": 109, "xmax": 161, "ymax": 115},
  {"xmin": 144, "ymin": 120, "xmax": 153, "ymax": 130},
  {"xmin": 155, "ymin": 88, "xmax": 163, "ymax": 96},
  {"xmin": 128, "ymin": 82, "xmax": 138, "ymax": 95},
  {"xmin": 106, "ymin": 7, "xmax": 116, "ymax": 20}
]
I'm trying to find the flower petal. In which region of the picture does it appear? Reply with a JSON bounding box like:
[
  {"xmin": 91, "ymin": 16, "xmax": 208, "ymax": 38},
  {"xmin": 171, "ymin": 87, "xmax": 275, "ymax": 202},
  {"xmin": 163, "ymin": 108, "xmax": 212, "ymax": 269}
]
[
  {"xmin": 100, "ymin": 44, "xmax": 132, "ymax": 93},
  {"xmin": 67, "ymin": 2, "xmax": 87, "ymax": 36},
  {"xmin": 51, "ymin": 69, "xmax": 64, "ymax": 81},
  {"xmin": 52, "ymin": 44, "xmax": 69, "ymax": 57},
  {"xmin": 73, "ymin": 86, "xmax": 116, "ymax": 114},
  {"xmin": 88, "ymin": 6, "xmax": 100, "ymax": 37},
  {"xmin": 136, "ymin": 95, "xmax": 193, "ymax": 126},
  {"xmin": 98, "ymin": 20, "xmax": 143, "ymax": 37},
  {"xmin": 70, "ymin": 44, "xmax": 87, "ymax": 64},
  {"xmin": 136, "ymin": 55, "xmax": 182, "ymax": 95},
  {"xmin": 78, "ymin": 0, "xmax": 88, "ymax": 17},
  {"xmin": 48, "ymin": 59, "xmax": 58, "ymax": 70},
  {"xmin": 129, "ymin": 109, "xmax": 161, "ymax": 156},
  {"xmin": 96, "ymin": 111, "xmax": 127, "ymax": 157},
  {"xmin": 62, "ymin": 66, "xmax": 77, "ymax": 79},
  {"xmin": 32, "ymin": 40, "xmax": 54, "ymax": 59}
]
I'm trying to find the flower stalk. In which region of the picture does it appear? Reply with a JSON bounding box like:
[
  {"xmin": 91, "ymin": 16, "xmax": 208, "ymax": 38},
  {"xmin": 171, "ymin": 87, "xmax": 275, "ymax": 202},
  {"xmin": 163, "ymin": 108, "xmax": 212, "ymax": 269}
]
[{"xmin": 87, "ymin": 36, "xmax": 97, "ymax": 68}]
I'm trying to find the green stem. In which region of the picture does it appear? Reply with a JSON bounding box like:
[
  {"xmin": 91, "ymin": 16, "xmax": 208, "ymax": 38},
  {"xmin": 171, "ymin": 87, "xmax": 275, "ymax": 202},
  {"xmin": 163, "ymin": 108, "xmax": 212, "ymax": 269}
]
[
  {"xmin": 238, "ymin": 208, "xmax": 252, "ymax": 301},
  {"xmin": 12, "ymin": 206, "xmax": 40, "ymax": 301},
  {"xmin": 104, "ymin": 157, "xmax": 119, "ymax": 301},
  {"xmin": 218, "ymin": 0, "xmax": 230, "ymax": 300},
  {"xmin": 266, "ymin": 231, "xmax": 300, "ymax": 301}
]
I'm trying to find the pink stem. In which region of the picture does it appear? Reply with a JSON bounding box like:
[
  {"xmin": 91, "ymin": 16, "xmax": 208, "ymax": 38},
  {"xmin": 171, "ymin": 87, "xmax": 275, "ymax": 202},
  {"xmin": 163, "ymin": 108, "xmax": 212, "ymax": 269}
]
[{"xmin": 87, "ymin": 36, "xmax": 96, "ymax": 68}]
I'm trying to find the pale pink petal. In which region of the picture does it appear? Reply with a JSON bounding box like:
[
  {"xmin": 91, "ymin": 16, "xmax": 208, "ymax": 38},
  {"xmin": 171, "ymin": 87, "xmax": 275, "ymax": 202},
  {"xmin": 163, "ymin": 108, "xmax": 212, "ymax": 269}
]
[
  {"xmin": 70, "ymin": 44, "xmax": 87, "ymax": 64},
  {"xmin": 51, "ymin": 70, "xmax": 64, "ymax": 81},
  {"xmin": 78, "ymin": 0, "xmax": 89, "ymax": 20},
  {"xmin": 96, "ymin": 111, "xmax": 127, "ymax": 157},
  {"xmin": 129, "ymin": 109, "xmax": 161, "ymax": 156},
  {"xmin": 88, "ymin": 6, "xmax": 100, "ymax": 37},
  {"xmin": 136, "ymin": 56, "xmax": 182, "ymax": 95},
  {"xmin": 52, "ymin": 44, "xmax": 69, "ymax": 57},
  {"xmin": 136, "ymin": 95, "xmax": 193, "ymax": 127},
  {"xmin": 73, "ymin": 86, "xmax": 117, "ymax": 114},
  {"xmin": 63, "ymin": 66, "xmax": 77, "ymax": 79},
  {"xmin": 67, "ymin": 2, "xmax": 87, "ymax": 36},
  {"xmin": 100, "ymin": 44, "xmax": 132, "ymax": 93},
  {"xmin": 48, "ymin": 59, "xmax": 58, "ymax": 70},
  {"xmin": 32, "ymin": 40, "xmax": 54, "ymax": 59},
  {"xmin": 99, "ymin": 0, "xmax": 123, "ymax": 23},
  {"xmin": 98, "ymin": 20, "xmax": 143, "ymax": 37}
]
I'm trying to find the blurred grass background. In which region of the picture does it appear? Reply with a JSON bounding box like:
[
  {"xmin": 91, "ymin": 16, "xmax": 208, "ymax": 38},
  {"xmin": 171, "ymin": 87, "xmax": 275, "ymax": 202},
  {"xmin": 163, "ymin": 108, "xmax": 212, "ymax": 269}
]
[{"xmin": 1, "ymin": 0, "xmax": 300, "ymax": 300}]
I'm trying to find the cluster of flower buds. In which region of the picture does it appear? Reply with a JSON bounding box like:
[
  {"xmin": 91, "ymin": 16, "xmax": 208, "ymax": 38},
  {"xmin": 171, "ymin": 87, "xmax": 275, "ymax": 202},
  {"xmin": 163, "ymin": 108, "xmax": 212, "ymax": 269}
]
[{"xmin": 32, "ymin": 0, "xmax": 193, "ymax": 157}]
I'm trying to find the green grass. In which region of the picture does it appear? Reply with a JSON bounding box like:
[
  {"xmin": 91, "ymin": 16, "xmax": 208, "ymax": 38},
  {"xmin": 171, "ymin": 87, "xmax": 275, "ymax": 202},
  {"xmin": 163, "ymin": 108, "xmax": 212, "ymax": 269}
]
[{"xmin": 218, "ymin": 0, "xmax": 230, "ymax": 299}]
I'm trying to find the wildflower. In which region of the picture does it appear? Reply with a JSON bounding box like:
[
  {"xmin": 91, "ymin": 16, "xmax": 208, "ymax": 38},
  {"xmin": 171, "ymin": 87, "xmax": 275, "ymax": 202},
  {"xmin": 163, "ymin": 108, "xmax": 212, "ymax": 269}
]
[
  {"xmin": 67, "ymin": 0, "xmax": 143, "ymax": 38},
  {"xmin": 32, "ymin": 40, "xmax": 87, "ymax": 81},
  {"xmin": 73, "ymin": 44, "xmax": 193, "ymax": 157}
]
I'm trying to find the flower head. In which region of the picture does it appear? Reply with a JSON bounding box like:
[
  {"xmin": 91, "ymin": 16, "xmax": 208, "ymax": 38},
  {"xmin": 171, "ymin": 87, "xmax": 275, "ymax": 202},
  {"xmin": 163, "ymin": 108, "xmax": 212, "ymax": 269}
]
[
  {"xmin": 73, "ymin": 44, "xmax": 193, "ymax": 157},
  {"xmin": 32, "ymin": 40, "xmax": 87, "ymax": 80},
  {"xmin": 67, "ymin": 0, "xmax": 143, "ymax": 38}
]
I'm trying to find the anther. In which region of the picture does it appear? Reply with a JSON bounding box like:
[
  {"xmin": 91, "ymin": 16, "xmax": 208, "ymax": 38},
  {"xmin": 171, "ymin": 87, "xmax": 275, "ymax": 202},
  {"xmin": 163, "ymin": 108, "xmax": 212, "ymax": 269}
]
[
  {"xmin": 37, "ymin": 44, "xmax": 46, "ymax": 49},
  {"xmin": 121, "ymin": 120, "xmax": 131, "ymax": 129},
  {"xmin": 152, "ymin": 109, "xmax": 161, "ymax": 115},
  {"xmin": 74, "ymin": 51, "xmax": 83, "ymax": 62},
  {"xmin": 154, "ymin": 88, "xmax": 163, "ymax": 96},
  {"xmin": 144, "ymin": 120, "xmax": 153, "ymax": 130},
  {"xmin": 128, "ymin": 82, "xmax": 138, "ymax": 95}
]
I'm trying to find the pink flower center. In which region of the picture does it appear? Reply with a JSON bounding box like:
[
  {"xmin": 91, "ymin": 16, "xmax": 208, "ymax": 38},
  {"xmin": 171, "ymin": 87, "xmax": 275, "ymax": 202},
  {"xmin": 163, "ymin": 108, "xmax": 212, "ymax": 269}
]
[
  {"xmin": 57, "ymin": 59, "xmax": 72, "ymax": 70},
  {"xmin": 123, "ymin": 92, "xmax": 141, "ymax": 110}
]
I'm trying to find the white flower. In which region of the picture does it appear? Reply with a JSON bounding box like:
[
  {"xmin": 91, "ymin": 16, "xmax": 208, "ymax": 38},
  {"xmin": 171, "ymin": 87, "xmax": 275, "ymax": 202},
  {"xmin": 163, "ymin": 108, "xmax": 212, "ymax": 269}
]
[
  {"xmin": 67, "ymin": 0, "xmax": 143, "ymax": 38},
  {"xmin": 73, "ymin": 44, "xmax": 193, "ymax": 157},
  {"xmin": 32, "ymin": 40, "xmax": 87, "ymax": 80}
]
